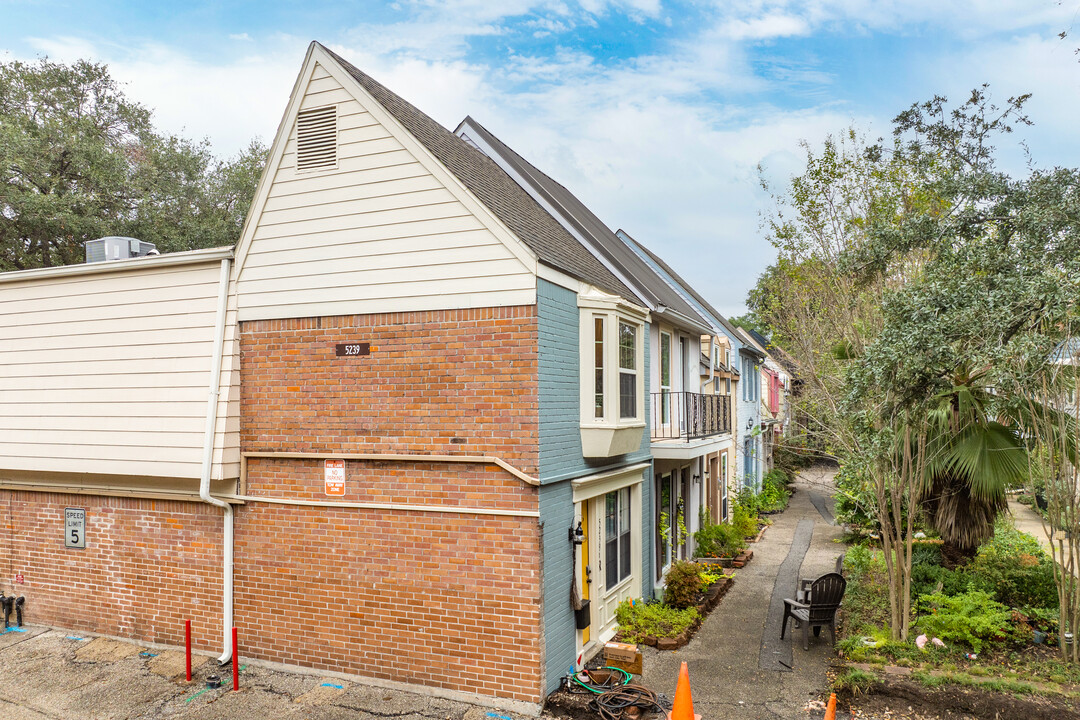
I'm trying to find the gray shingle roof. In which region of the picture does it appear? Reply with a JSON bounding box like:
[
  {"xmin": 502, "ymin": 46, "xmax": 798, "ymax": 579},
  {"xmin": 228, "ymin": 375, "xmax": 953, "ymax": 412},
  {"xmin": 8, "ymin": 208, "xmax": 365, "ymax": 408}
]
[
  {"xmin": 457, "ymin": 116, "xmax": 711, "ymax": 327},
  {"xmin": 318, "ymin": 44, "xmax": 637, "ymax": 302}
]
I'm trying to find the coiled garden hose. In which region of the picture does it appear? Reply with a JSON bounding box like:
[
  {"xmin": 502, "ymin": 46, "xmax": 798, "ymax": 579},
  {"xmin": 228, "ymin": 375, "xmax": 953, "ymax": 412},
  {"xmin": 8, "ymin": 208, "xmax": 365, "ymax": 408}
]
[
  {"xmin": 594, "ymin": 684, "xmax": 667, "ymax": 720},
  {"xmin": 568, "ymin": 666, "xmax": 631, "ymax": 694}
]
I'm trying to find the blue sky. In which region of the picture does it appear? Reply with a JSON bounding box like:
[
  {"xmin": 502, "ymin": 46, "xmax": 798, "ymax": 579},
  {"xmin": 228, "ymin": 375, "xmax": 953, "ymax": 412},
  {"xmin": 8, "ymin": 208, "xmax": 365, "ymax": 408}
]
[{"xmin": 4, "ymin": 1, "xmax": 1080, "ymax": 316}]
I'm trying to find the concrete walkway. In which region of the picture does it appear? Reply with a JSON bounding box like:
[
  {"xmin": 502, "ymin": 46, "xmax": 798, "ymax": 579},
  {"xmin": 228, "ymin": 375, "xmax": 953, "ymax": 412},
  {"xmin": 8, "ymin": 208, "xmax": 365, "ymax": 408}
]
[
  {"xmin": 640, "ymin": 467, "xmax": 846, "ymax": 720},
  {"xmin": 1008, "ymin": 497, "xmax": 1057, "ymax": 556}
]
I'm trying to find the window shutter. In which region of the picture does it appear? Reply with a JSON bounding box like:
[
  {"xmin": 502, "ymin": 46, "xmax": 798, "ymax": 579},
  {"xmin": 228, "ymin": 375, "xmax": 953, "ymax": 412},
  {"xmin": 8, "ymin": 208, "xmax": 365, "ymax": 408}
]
[{"xmin": 296, "ymin": 106, "xmax": 337, "ymax": 171}]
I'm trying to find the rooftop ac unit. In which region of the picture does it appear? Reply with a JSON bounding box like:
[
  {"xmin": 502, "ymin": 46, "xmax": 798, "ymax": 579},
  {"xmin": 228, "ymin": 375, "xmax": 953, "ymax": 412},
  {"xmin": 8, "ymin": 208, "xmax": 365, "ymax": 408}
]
[{"xmin": 85, "ymin": 237, "xmax": 158, "ymax": 264}]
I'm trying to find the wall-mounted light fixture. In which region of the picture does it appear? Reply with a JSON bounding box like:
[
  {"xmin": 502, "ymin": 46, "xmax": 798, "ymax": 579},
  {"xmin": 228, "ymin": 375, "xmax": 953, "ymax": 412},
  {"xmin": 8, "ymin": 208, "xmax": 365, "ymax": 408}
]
[
  {"xmin": 568, "ymin": 521, "xmax": 585, "ymax": 545},
  {"xmin": 746, "ymin": 418, "xmax": 754, "ymax": 430}
]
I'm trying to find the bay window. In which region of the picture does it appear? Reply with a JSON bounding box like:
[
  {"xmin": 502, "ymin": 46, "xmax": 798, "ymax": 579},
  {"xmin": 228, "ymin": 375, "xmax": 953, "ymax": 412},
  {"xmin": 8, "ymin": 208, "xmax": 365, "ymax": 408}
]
[{"xmin": 578, "ymin": 290, "xmax": 647, "ymax": 458}]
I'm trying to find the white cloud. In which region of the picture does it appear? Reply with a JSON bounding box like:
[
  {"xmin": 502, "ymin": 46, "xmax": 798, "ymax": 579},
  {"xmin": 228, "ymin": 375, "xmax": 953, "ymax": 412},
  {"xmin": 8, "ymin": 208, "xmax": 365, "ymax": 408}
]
[{"xmin": 228, "ymin": 33, "xmax": 253, "ymax": 42}]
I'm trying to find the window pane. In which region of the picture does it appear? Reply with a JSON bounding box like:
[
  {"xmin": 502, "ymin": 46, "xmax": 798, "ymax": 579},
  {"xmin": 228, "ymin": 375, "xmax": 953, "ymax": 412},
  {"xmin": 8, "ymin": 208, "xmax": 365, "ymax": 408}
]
[
  {"xmin": 594, "ymin": 318, "xmax": 604, "ymax": 418},
  {"xmin": 620, "ymin": 372, "xmax": 636, "ymax": 419},
  {"xmin": 618, "ymin": 322, "xmax": 635, "ymax": 370},
  {"xmin": 606, "ymin": 492, "xmax": 617, "ymax": 540},
  {"xmin": 619, "ymin": 529, "xmax": 631, "ymax": 582},
  {"xmin": 619, "ymin": 487, "xmax": 630, "ymax": 533},
  {"xmin": 660, "ymin": 333, "xmax": 670, "ymax": 386},
  {"xmin": 606, "ymin": 491, "xmax": 618, "ymax": 587}
]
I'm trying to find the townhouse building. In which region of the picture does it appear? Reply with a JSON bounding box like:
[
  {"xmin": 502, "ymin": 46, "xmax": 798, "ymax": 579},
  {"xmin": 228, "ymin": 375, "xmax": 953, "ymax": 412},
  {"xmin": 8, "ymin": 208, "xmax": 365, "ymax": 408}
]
[{"xmin": 0, "ymin": 42, "xmax": 784, "ymax": 709}]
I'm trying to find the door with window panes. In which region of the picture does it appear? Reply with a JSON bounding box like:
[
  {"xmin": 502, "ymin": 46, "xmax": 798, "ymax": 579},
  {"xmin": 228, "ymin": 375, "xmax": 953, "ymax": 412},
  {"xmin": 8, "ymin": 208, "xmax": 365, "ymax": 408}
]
[{"xmin": 594, "ymin": 487, "xmax": 632, "ymax": 639}]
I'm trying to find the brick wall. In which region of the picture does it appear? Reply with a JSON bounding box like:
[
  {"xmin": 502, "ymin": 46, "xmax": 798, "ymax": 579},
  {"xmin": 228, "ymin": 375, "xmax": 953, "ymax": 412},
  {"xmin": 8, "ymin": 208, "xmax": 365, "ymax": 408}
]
[
  {"xmin": 237, "ymin": 306, "xmax": 544, "ymax": 703},
  {"xmin": 0, "ymin": 491, "xmax": 223, "ymax": 650}
]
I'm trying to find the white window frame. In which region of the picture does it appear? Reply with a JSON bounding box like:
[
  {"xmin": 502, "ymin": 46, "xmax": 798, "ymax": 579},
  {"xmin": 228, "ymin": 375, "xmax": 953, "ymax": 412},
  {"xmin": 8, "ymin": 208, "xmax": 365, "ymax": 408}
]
[
  {"xmin": 659, "ymin": 330, "xmax": 672, "ymax": 426},
  {"xmin": 578, "ymin": 292, "xmax": 647, "ymax": 429}
]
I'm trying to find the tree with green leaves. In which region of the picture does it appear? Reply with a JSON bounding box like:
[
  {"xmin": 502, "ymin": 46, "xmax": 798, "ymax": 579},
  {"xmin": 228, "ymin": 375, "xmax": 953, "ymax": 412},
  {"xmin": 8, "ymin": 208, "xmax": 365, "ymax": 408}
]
[
  {"xmin": 754, "ymin": 87, "xmax": 1080, "ymax": 642},
  {"xmin": 0, "ymin": 57, "xmax": 266, "ymax": 270}
]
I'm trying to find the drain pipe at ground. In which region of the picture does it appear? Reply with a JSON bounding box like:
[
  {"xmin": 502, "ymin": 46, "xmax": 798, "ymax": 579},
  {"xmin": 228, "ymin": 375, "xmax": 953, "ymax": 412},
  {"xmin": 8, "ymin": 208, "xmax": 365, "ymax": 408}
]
[{"xmin": 199, "ymin": 256, "xmax": 234, "ymax": 666}]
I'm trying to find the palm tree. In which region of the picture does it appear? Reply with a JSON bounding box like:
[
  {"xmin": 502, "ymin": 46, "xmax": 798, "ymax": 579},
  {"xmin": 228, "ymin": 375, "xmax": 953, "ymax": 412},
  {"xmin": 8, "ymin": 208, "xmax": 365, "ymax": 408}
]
[{"xmin": 918, "ymin": 364, "xmax": 1028, "ymax": 559}]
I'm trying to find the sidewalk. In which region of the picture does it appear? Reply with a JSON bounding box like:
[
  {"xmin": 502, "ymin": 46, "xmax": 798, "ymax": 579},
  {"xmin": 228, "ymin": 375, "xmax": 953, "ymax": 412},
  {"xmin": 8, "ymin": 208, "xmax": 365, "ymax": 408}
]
[{"xmin": 639, "ymin": 466, "xmax": 846, "ymax": 720}]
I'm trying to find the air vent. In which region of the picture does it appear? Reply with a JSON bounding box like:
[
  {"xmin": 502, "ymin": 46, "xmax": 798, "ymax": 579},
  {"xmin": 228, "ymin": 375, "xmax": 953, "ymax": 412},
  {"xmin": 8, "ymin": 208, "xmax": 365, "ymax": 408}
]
[{"xmin": 296, "ymin": 105, "xmax": 337, "ymax": 171}]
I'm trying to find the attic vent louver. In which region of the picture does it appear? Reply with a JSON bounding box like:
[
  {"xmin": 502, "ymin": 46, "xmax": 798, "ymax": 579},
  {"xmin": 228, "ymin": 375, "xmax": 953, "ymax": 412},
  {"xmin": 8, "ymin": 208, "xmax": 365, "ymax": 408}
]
[{"xmin": 296, "ymin": 105, "xmax": 337, "ymax": 171}]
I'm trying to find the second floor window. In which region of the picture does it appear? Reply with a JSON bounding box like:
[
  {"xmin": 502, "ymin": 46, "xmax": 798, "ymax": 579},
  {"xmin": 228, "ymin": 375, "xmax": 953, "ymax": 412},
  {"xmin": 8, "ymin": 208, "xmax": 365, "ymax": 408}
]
[
  {"xmin": 659, "ymin": 332, "xmax": 671, "ymax": 424},
  {"xmin": 619, "ymin": 322, "xmax": 637, "ymax": 419}
]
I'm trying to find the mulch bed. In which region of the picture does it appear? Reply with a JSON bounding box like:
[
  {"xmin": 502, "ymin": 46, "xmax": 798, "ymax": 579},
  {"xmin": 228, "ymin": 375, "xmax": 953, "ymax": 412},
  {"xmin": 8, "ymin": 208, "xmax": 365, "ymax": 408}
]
[{"xmin": 843, "ymin": 674, "xmax": 1080, "ymax": 720}]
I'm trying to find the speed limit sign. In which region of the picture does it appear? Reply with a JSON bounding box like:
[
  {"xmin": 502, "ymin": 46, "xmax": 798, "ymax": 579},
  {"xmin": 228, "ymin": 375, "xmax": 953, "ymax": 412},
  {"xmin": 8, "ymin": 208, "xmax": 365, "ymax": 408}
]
[{"xmin": 65, "ymin": 508, "xmax": 86, "ymax": 549}]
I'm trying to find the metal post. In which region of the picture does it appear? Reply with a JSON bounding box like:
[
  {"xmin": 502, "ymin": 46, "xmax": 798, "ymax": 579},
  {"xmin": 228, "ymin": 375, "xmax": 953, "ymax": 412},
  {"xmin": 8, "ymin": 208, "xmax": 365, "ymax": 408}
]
[
  {"xmin": 185, "ymin": 620, "xmax": 192, "ymax": 682},
  {"xmin": 231, "ymin": 627, "xmax": 239, "ymax": 691}
]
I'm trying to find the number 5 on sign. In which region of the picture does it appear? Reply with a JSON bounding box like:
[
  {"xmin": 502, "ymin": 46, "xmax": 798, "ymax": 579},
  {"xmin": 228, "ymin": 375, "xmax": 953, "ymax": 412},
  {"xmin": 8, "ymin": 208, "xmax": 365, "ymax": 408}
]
[
  {"xmin": 324, "ymin": 460, "xmax": 346, "ymax": 496},
  {"xmin": 65, "ymin": 508, "xmax": 86, "ymax": 549}
]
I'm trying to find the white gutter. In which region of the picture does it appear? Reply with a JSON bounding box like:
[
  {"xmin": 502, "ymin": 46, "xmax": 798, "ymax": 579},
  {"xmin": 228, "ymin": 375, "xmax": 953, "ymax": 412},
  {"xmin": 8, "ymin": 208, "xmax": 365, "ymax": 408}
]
[{"xmin": 199, "ymin": 257, "xmax": 234, "ymax": 665}]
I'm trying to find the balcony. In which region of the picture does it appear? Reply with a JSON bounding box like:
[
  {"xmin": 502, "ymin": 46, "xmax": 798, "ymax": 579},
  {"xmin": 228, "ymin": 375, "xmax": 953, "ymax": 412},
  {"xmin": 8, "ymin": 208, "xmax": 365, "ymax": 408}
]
[{"xmin": 650, "ymin": 392, "xmax": 731, "ymax": 441}]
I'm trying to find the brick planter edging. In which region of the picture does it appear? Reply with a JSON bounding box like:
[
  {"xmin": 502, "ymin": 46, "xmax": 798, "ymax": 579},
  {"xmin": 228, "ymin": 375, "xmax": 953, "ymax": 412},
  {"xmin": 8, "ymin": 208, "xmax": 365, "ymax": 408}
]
[{"xmin": 634, "ymin": 576, "xmax": 735, "ymax": 651}]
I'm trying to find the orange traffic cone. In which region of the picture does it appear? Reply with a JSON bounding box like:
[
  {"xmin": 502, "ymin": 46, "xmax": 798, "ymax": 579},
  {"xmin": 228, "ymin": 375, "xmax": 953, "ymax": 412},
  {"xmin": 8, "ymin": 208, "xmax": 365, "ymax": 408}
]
[
  {"xmin": 823, "ymin": 692, "xmax": 837, "ymax": 720},
  {"xmin": 667, "ymin": 662, "xmax": 702, "ymax": 720}
]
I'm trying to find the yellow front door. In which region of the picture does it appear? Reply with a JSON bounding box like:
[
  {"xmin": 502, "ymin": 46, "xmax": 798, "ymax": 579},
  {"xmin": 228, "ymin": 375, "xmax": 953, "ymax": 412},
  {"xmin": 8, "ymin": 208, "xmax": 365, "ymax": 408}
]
[{"xmin": 580, "ymin": 501, "xmax": 590, "ymax": 645}]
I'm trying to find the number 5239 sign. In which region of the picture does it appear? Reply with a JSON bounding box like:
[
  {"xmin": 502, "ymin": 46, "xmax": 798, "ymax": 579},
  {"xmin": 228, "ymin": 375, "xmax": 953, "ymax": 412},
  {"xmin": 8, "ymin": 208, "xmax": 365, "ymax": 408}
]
[{"xmin": 65, "ymin": 508, "xmax": 86, "ymax": 549}]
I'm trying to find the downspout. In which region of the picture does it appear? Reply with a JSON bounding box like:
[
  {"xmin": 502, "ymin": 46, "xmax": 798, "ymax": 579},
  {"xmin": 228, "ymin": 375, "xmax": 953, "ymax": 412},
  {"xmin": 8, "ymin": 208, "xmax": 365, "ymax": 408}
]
[{"xmin": 199, "ymin": 257, "xmax": 234, "ymax": 665}]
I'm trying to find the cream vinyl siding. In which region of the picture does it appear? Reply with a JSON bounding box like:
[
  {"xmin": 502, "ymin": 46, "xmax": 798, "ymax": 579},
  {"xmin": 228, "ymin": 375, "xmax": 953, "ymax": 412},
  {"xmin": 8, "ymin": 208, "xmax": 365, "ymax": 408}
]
[
  {"xmin": 0, "ymin": 259, "xmax": 239, "ymax": 483},
  {"xmin": 236, "ymin": 62, "xmax": 535, "ymax": 321}
]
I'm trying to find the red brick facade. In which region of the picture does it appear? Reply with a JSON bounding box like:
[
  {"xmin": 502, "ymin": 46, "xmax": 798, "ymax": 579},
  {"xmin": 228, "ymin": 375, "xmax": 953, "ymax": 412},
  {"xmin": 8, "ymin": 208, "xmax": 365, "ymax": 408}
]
[
  {"xmin": 0, "ymin": 492, "xmax": 223, "ymax": 649},
  {"xmin": 0, "ymin": 305, "xmax": 545, "ymax": 705},
  {"xmin": 235, "ymin": 306, "xmax": 543, "ymax": 701}
]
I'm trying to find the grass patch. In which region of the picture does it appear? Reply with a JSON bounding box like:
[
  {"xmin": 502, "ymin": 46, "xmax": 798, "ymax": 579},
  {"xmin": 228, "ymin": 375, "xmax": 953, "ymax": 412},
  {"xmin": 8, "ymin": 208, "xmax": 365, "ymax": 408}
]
[{"xmin": 832, "ymin": 668, "xmax": 877, "ymax": 696}]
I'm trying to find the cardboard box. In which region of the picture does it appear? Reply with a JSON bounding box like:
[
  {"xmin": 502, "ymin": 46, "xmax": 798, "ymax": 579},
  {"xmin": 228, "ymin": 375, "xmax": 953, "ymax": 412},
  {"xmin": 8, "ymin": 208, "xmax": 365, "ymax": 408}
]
[
  {"xmin": 605, "ymin": 652, "xmax": 643, "ymax": 676},
  {"xmin": 604, "ymin": 641, "xmax": 638, "ymax": 663}
]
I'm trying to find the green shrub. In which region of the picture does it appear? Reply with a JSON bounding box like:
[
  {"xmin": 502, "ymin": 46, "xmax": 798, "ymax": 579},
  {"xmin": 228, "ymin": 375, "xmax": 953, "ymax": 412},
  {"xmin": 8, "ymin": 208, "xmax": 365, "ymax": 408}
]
[
  {"xmin": 842, "ymin": 545, "xmax": 892, "ymax": 635},
  {"xmin": 915, "ymin": 591, "xmax": 1014, "ymax": 653},
  {"xmin": 761, "ymin": 469, "xmax": 791, "ymax": 511},
  {"xmin": 910, "ymin": 543, "xmax": 943, "ymax": 568},
  {"xmin": 663, "ymin": 561, "xmax": 704, "ymax": 609},
  {"xmin": 693, "ymin": 518, "xmax": 743, "ymax": 558},
  {"xmin": 967, "ymin": 525, "xmax": 1058, "ymax": 610},
  {"xmin": 910, "ymin": 562, "xmax": 971, "ymax": 600},
  {"xmin": 731, "ymin": 499, "xmax": 759, "ymax": 539},
  {"xmin": 615, "ymin": 600, "xmax": 698, "ymax": 642}
]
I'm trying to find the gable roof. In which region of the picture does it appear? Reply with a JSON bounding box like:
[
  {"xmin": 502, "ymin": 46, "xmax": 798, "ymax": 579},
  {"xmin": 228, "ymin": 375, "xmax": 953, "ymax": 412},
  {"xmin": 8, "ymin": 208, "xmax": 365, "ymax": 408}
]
[
  {"xmin": 616, "ymin": 230, "xmax": 743, "ymax": 342},
  {"xmin": 455, "ymin": 116, "xmax": 712, "ymax": 333},
  {"xmin": 317, "ymin": 44, "xmax": 637, "ymax": 302}
]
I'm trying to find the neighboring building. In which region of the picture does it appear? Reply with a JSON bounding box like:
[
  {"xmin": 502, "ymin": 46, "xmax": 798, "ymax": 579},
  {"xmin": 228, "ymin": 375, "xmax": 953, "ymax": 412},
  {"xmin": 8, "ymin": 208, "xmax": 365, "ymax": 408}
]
[
  {"xmin": 454, "ymin": 118, "xmax": 734, "ymax": 598},
  {"xmin": 0, "ymin": 41, "xmax": 776, "ymax": 710},
  {"xmin": 739, "ymin": 327, "xmax": 792, "ymax": 476},
  {"xmin": 617, "ymin": 232, "xmax": 750, "ymax": 511},
  {"xmin": 0, "ymin": 42, "xmax": 656, "ymax": 711}
]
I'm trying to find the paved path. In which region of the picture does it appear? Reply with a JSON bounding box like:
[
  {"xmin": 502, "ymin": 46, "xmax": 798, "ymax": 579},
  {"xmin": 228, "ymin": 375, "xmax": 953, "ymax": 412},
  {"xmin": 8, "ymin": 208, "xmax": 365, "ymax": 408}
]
[
  {"xmin": 640, "ymin": 466, "xmax": 846, "ymax": 720},
  {"xmin": 1008, "ymin": 498, "xmax": 1056, "ymax": 555}
]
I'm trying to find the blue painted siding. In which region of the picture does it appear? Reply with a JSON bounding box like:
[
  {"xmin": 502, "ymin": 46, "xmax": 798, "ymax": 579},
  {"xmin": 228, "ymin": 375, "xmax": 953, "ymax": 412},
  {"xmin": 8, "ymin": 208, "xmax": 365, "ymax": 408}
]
[
  {"xmin": 538, "ymin": 279, "xmax": 585, "ymax": 479},
  {"xmin": 536, "ymin": 278, "xmax": 656, "ymax": 695},
  {"xmin": 640, "ymin": 326, "xmax": 654, "ymax": 602},
  {"xmin": 538, "ymin": 480, "xmax": 576, "ymax": 695}
]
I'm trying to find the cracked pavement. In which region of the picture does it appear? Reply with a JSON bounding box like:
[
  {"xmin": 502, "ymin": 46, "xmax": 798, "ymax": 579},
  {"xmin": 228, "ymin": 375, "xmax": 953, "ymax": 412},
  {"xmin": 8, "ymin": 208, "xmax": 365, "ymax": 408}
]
[
  {"xmin": 0, "ymin": 627, "xmax": 532, "ymax": 720},
  {"xmin": 639, "ymin": 467, "xmax": 847, "ymax": 720}
]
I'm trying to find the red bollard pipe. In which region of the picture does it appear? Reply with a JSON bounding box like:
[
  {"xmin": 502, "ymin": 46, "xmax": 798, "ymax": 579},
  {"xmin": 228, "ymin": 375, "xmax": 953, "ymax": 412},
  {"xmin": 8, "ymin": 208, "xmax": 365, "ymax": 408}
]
[
  {"xmin": 185, "ymin": 620, "xmax": 192, "ymax": 682},
  {"xmin": 231, "ymin": 627, "xmax": 239, "ymax": 691}
]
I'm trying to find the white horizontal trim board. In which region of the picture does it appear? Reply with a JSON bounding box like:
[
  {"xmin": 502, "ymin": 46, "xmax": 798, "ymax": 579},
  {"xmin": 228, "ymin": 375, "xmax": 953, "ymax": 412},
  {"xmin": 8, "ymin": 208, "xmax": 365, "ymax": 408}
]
[
  {"xmin": 227, "ymin": 494, "xmax": 540, "ymax": 518},
  {"xmin": 299, "ymin": 86, "xmax": 352, "ymax": 109},
  {"xmin": 280, "ymin": 137, "xmax": 402, "ymax": 169}
]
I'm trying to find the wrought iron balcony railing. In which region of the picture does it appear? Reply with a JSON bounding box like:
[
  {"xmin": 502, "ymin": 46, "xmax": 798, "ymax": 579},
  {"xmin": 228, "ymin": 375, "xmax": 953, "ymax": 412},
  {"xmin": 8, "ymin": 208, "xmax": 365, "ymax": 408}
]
[{"xmin": 650, "ymin": 392, "xmax": 731, "ymax": 441}]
